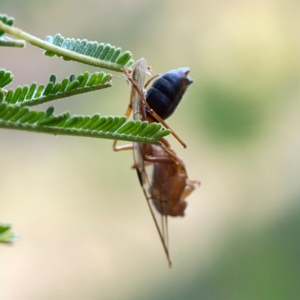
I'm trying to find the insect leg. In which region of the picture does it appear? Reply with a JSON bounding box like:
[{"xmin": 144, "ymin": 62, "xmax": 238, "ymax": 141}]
[
  {"xmin": 144, "ymin": 74, "xmax": 159, "ymax": 89},
  {"xmin": 113, "ymin": 76, "xmax": 135, "ymax": 152}
]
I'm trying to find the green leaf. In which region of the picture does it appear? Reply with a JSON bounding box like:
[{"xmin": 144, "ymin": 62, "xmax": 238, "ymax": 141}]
[
  {"xmin": 44, "ymin": 33, "xmax": 134, "ymax": 70},
  {"xmin": 0, "ymin": 103, "xmax": 170, "ymax": 144},
  {"xmin": 2, "ymin": 71, "xmax": 112, "ymax": 107},
  {"xmin": 0, "ymin": 69, "xmax": 13, "ymax": 88},
  {"xmin": 0, "ymin": 223, "xmax": 18, "ymax": 243}
]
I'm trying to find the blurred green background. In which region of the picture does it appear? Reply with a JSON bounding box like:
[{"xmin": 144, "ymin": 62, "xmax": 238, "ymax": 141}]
[{"xmin": 1, "ymin": 0, "xmax": 300, "ymax": 299}]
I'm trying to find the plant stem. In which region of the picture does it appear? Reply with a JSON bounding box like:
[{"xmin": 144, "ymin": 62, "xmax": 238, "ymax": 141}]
[
  {"xmin": 0, "ymin": 37, "xmax": 25, "ymax": 47},
  {"xmin": 0, "ymin": 21, "xmax": 130, "ymax": 72}
]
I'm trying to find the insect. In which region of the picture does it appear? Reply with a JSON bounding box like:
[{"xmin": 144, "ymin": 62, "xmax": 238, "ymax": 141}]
[{"xmin": 114, "ymin": 59, "xmax": 199, "ymax": 266}]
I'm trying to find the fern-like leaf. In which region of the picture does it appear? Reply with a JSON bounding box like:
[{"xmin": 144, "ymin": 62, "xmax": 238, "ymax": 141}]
[
  {"xmin": 0, "ymin": 103, "xmax": 171, "ymax": 143},
  {"xmin": 45, "ymin": 33, "xmax": 134, "ymax": 68},
  {"xmin": 0, "ymin": 223, "xmax": 18, "ymax": 243},
  {"xmin": 1, "ymin": 71, "xmax": 112, "ymax": 107},
  {"xmin": 0, "ymin": 68, "xmax": 14, "ymax": 88},
  {"xmin": 0, "ymin": 22, "xmax": 134, "ymax": 71},
  {"xmin": 0, "ymin": 14, "xmax": 14, "ymax": 37}
]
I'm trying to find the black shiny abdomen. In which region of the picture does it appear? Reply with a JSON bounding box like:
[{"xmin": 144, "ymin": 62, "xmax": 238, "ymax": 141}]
[{"xmin": 146, "ymin": 68, "xmax": 193, "ymax": 120}]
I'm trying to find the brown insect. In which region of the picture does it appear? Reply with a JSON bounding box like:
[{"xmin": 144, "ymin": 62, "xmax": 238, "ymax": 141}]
[
  {"xmin": 143, "ymin": 139, "xmax": 198, "ymax": 217},
  {"xmin": 114, "ymin": 59, "xmax": 199, "ymax": 267}
]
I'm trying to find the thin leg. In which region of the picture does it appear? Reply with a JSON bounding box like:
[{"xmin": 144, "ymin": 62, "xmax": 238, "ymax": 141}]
[
  {"xmin": 113, "ymin": 143, "xmax": 134, "ymax": 151},
  {"xmin": 113, "ymin": 83, "xmax": 134, "ymax": 152},
  {"xmin": 144, "ymin": 74, "xmax": 159, "ymax": 89}
]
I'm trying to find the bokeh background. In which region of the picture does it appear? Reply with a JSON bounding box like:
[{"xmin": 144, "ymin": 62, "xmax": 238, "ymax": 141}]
[{"xmin": 1, "ymin": 0, "xmax": 300, "ymax": 299}]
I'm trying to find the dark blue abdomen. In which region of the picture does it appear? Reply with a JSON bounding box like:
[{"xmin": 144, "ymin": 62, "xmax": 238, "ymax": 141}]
[{"xmin": 146, "ymin": 68, "xmax": 193, "ymax": 120}]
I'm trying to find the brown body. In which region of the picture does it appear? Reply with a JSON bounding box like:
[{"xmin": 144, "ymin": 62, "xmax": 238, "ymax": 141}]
[{"xmin": 142, "ymin": 140, "xmax": 198, "ymax": 217}]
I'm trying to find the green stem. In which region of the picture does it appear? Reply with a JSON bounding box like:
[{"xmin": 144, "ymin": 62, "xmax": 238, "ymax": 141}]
[{"xmin": 0, "ymin": 37, "xmax": 25, "ymax": 48}]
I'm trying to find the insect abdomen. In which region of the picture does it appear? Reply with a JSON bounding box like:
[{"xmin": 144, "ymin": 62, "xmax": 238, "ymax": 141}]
[{"xmin": 146, "ymin": 68, "xmax": 193, "ymax": 120}]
